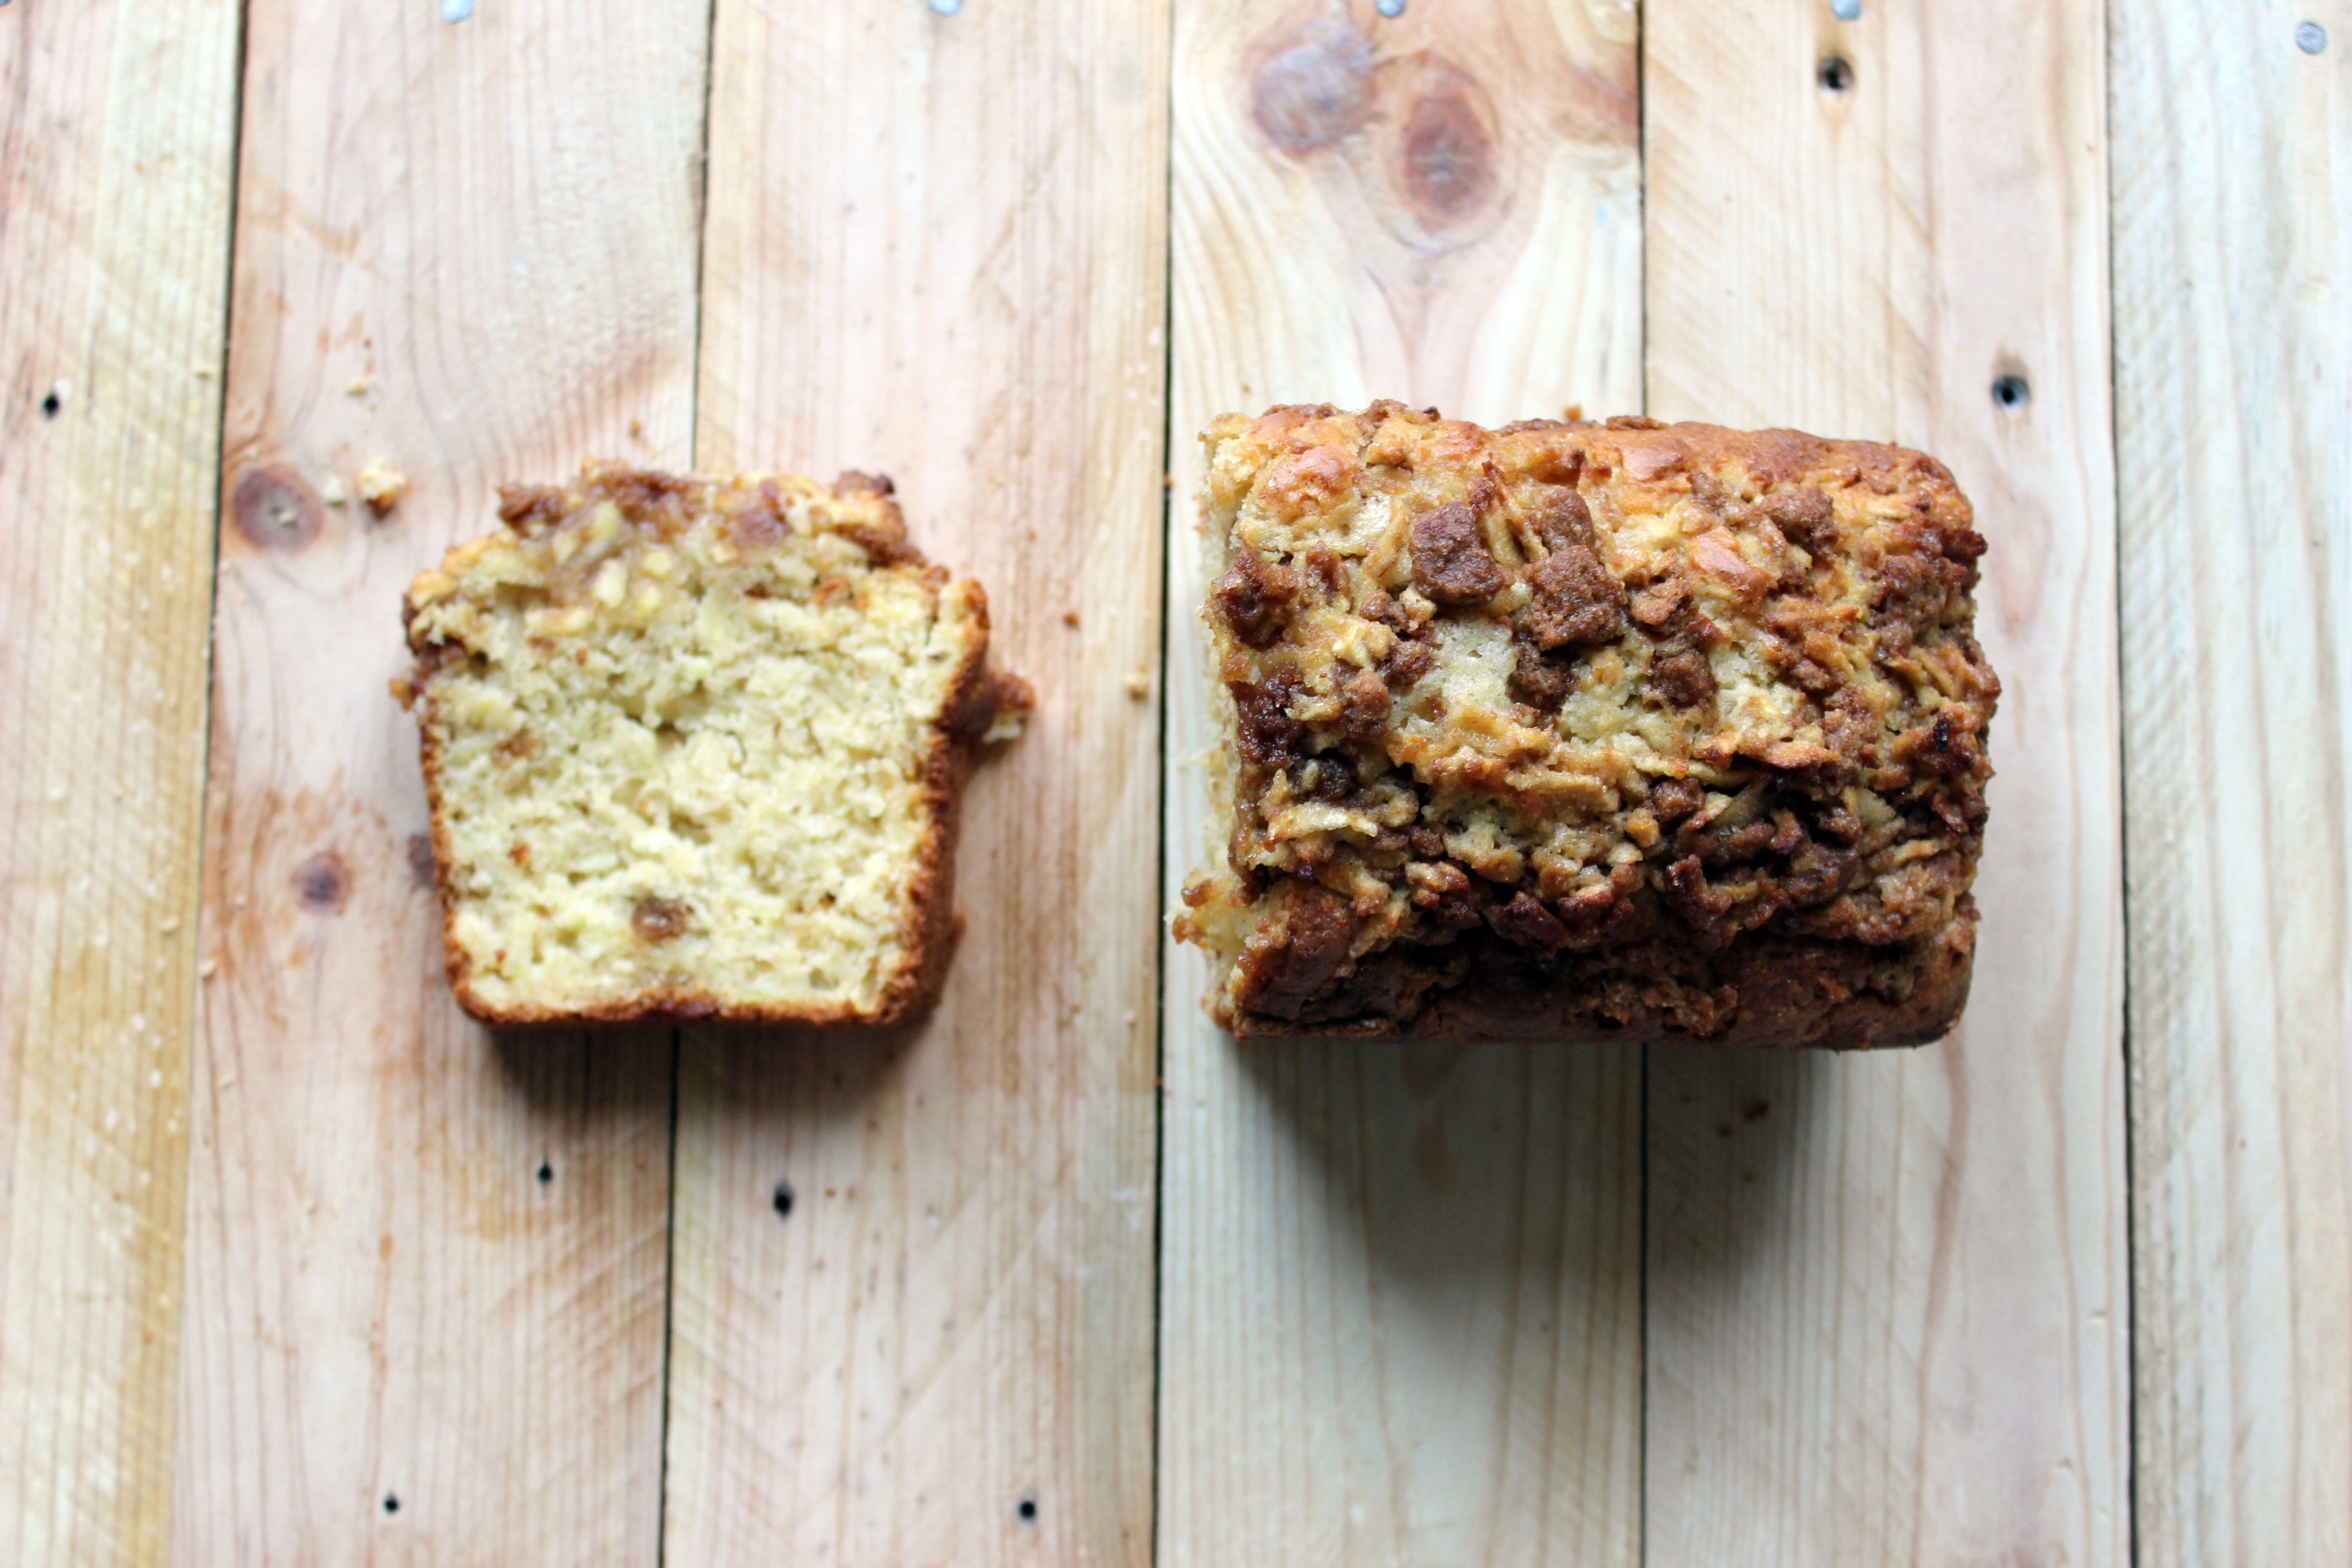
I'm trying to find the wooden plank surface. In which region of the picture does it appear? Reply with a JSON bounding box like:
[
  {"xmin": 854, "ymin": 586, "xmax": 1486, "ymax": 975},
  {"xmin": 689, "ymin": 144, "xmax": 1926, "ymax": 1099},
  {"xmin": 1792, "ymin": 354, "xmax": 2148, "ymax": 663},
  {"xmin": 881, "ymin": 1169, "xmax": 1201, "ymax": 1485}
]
[
  {"xmin": 1157, "ymin": 2, "xmax": 1646, "ymax": 1563},
  {"xmin": 1641, "ymin": 1, "xmax": 2127, "ymax": 1563},
  {"xmin": 658, "ymin": 2, "xmax": 1168, "ymax": 1563},
  {"xmin": 5, "ymin": 0, "xmax": 2342, "ymax": 1558},
  {"xmin": 172, "ymin": 2, "xmax": 708, "ymax": 1562},
  {"xmin": 0, "ymin": 2, "xmax": 240, "ymax": 1561},
  {"xmin": 2115, "ymin": 4, "xmax": 2352, "ymax": 1563}
]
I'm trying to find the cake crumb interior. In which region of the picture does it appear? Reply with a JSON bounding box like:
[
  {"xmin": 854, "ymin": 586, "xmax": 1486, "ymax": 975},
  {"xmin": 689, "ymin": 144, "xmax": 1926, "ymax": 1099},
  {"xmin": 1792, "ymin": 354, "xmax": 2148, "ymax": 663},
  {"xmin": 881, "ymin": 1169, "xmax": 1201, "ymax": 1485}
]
[{"xmin": 405, "ymin": 464, "xmax": 990, "ymax": 1022}]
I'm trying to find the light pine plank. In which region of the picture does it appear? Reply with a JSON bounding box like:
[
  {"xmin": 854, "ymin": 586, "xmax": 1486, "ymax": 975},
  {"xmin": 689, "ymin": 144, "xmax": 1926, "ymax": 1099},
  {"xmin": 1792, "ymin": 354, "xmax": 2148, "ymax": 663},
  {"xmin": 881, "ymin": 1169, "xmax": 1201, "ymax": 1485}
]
[
  {"xmin": 660, "ymin": 3, "xmax": 1168, "ymax": 1563},
  {"xmin": 172, "ymin": 3, "xmax": 707, "ymax": 1563},
  {"xmin": 0, "ymin": 3, "xmax": 240, "ymax": 1561},
  {"xmin": 1158, "ymin": 3, "xmax": 1644, "ymax": 1563},
  {"xmin": 1641, "ymin": 2, "xmax": 2126, "ymax": 1564},
  {"xmin": 2115, "ymin": 4, "xmax": 2352, "ymax": 1563}
]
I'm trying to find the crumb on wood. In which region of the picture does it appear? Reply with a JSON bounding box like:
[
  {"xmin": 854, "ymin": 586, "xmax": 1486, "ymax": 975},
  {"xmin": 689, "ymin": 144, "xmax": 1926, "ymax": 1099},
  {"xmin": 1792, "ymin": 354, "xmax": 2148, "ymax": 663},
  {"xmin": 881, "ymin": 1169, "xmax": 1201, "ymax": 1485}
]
[
  {"xmin": 1124, "ymin": 667, "xmax": 1151, "ymax": 700},
  {"xmin": 628, "ymin": 418, "xmax": 645, "ymax": 441},
  {"xmin": 1061, "ymin": 609, "xmax": 1081, "ymax": 628},
  {"xmin": 345, "ymin": 376, "xmax": 370, "ymax": 397},
  {"xmin": 198, "ymin": 958, "xmax": 217, "ymax": 980},
  {"xmin": 321, "ymin": 474, "xmax": 348, "ymax": 507},
  {"xmin": 355, "ymin": 459, "xmax": 406, "ymax": 515}
]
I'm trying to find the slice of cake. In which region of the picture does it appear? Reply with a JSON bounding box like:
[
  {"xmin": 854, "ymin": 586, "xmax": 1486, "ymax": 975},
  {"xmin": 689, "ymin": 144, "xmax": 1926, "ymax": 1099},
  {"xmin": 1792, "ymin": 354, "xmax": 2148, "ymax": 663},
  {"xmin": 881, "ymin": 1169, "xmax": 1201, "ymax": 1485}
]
[
  {"xmin": 1175, "ymin": 404, "xmax": 1999, "ymax": 1047},
  {"xmin": 400, "ymin": 461, "xmax": 1028, "ymax": 1025}
]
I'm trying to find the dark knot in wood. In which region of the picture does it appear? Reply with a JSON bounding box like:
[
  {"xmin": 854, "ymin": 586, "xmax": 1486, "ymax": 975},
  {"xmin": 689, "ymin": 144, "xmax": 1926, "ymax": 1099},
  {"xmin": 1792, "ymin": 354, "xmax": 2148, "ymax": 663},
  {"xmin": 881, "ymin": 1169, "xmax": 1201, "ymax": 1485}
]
[
  {"xmin": 230, "ymin": 465, "xmax": 323, "ymax": 553},
  {"xmin": 1249, "ymin": 9, "xmax": 1375, "ymax": 156},
  {"xmin": 293, "ymin": 849, "xmax": 351, "ymax": 914}
]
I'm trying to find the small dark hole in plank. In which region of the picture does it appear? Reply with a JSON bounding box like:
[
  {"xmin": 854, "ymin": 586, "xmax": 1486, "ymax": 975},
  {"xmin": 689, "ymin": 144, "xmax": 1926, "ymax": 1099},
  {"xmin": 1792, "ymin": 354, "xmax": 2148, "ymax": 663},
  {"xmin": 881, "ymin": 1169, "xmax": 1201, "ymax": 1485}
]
[
  {"xmin": 773, "ymin": 1181, "xmax": 794, "ymax": 1218},
  {"xmin": 40, "ymin": 391, "xmax": 61, "ymax": 419},
  {"xmin": 382, "ymin": 1494, "xmax": 400, "ymax": 1515},
  {"xmin": 1818, "ymin": 55, "xmax": 1855, "ymax": 93},
  {"xmin": 536, "ymin": 1161, "xmax": 553, "ymax": 1185},
  {"xmin": 1992, "ymin": 374, "xmax": 2031, "ymax": 410},
  {"xmin": 1017, "ymin": 1495, "xmax": 1038, "ymax": 1524}
]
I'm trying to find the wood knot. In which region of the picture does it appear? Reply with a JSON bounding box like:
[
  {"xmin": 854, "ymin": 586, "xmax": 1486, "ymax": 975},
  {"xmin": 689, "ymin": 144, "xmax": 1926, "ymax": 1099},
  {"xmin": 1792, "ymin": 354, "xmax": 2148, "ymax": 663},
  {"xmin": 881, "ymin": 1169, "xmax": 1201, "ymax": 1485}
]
[
  {"xmin": 230, "ymin": 465, "xmax": 323, "ymax": 553},
  {"xmin": 1392, "ymin": 65, "xmax": 1497, "ymax": 227},
  {"xmin": 293, "ymin": 849, "xmax": 351, "ymax": 913},
  {"xmin": 1248, "ymin": 8, "xmax": 1375, "ymax": 156}
]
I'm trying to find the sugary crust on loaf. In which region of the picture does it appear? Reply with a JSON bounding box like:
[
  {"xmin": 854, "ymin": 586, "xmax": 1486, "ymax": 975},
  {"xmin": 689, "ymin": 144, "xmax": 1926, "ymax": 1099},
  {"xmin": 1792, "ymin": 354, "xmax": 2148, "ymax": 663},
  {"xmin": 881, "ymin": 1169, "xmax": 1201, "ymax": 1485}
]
[
  {"xmin": 402, "ymin": 461, "xmax": 1027, "ymax": 1027},
  {"xmin": 1175, "ymin": 404, "xmax": 1999, "ymax": 1047}
]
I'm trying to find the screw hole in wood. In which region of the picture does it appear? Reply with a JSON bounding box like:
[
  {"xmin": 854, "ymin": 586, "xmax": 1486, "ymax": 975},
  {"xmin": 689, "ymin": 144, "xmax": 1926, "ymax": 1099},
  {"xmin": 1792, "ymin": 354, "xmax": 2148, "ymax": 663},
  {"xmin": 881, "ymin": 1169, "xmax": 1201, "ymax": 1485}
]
[
  {"xmin": 536, "ymin": 1161, "xmax": 553, "ymax": 1186},
  {"xmin": 1818, "ymin": 56, "xmax": 1855, "ymax": 93},
  {"xmin": 1016, "ymin": 1494, "xmax": 1038, "ymax": 1524},
  {"xmin": 772, "ymin": 1181, "xmax": 794, "ymax": 1218},
  {"xmin": 382, "ymin": 1494, "xmax": 400, "ymax": 1515},
  {"xmin": 40, "ymin": 389, "xmax": 61, "ymax": 419},
  {"xmin": 1992, "ymin": 373, "xmax": 2031, "ymax": 411}
]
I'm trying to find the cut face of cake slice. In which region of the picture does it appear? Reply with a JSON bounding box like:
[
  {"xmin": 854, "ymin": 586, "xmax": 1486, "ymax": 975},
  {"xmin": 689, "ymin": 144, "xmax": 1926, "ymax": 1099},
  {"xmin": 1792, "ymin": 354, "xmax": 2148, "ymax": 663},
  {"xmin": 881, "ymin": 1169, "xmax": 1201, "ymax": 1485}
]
[
  {"xmin": 1175, "ymin": 403, "xmax": 2000, "ymax": 1047},
  {"xmin": 401, "ymin": 461, "xmax": 1027, "ymax": 1025}
]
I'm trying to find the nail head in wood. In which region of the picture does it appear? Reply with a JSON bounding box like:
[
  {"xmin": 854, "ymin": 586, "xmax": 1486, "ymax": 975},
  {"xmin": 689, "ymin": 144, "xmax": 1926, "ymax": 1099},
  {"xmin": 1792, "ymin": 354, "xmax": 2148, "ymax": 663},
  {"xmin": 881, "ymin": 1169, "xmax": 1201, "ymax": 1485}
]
[{"xmin": 2297, "ymin": 21, "xmax": 2328, "ymax": 53}]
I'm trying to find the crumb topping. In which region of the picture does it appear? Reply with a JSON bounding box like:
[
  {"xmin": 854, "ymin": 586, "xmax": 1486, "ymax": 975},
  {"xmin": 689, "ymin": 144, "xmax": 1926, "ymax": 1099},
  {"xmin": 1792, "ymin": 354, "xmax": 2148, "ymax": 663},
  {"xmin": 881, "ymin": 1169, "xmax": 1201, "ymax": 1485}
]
[{"xmin": 1176, "ymin": 403, "xmax": 2000, "ymax": 1042}]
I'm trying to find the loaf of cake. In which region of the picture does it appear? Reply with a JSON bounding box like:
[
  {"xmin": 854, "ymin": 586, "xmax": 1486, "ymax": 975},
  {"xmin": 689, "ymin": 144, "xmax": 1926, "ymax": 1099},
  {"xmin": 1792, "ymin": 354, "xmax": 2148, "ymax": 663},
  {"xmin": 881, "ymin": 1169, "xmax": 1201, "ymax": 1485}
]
[
  {"xmin": 1174, "ymin": 404, "xmax": 1999, "ymax": 1046},
  {"xmin": 400, "ymin": 461, "xmax": 1027, "ymax": 1026}
]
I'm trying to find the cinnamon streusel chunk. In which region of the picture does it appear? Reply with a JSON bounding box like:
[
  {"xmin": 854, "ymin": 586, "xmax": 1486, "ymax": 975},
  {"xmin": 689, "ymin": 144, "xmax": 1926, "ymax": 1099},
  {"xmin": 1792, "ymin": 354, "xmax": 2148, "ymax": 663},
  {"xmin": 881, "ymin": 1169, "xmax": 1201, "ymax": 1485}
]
[
  {"xmin": 1175, "ymin": 404, "xmax": 1999, "ymax": 1047},
  {"xmin": 401, "ymin": 462, "xmax": 1027, "ymax": 1026}
]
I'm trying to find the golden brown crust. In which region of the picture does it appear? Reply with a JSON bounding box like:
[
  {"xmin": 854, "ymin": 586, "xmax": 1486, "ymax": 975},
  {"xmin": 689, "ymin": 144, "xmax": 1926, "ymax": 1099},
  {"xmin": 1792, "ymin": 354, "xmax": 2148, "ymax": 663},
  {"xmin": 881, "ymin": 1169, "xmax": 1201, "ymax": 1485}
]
[
  {"xmin": 1178, "ymin": 405, "xmax": 1999, "ymax": 1048},
  {"xmin": 1217, "ymin": 898, "xmax": 1977, "ymax": 1046},
  {"xmin": 863, "ymin": 585, "xmax": 1003, "ymax": 1027},
  {"xmin": 407, "ymin": 461, "xmax": 1021, "ymax": 1029}
]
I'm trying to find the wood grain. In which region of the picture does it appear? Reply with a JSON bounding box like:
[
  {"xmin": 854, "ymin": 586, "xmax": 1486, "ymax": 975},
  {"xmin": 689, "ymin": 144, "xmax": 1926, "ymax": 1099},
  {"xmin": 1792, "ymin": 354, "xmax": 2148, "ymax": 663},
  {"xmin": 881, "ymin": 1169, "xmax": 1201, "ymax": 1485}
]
[
  {"xmin": 0, "ymin": 2, "xmax": 240, "ymax": 1561},
  {"xmin": 660, "ymin": 3, "xmax": 1168, "ymax": 1563},
  {"xmin": 1158, "ymin": 2, "xmax": 1644, "ymax": 1563},
  {"xmin": 1641, "ymin": 1, "xmax": 2127, "ymax": 1562},
  {"xmin": 173, "ymin": 3, "xmax": 707, "ymax": 1562},
  {"xmin": 2115, "ymin": 4, "xmax": 2352, "ymax": 1563}
]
